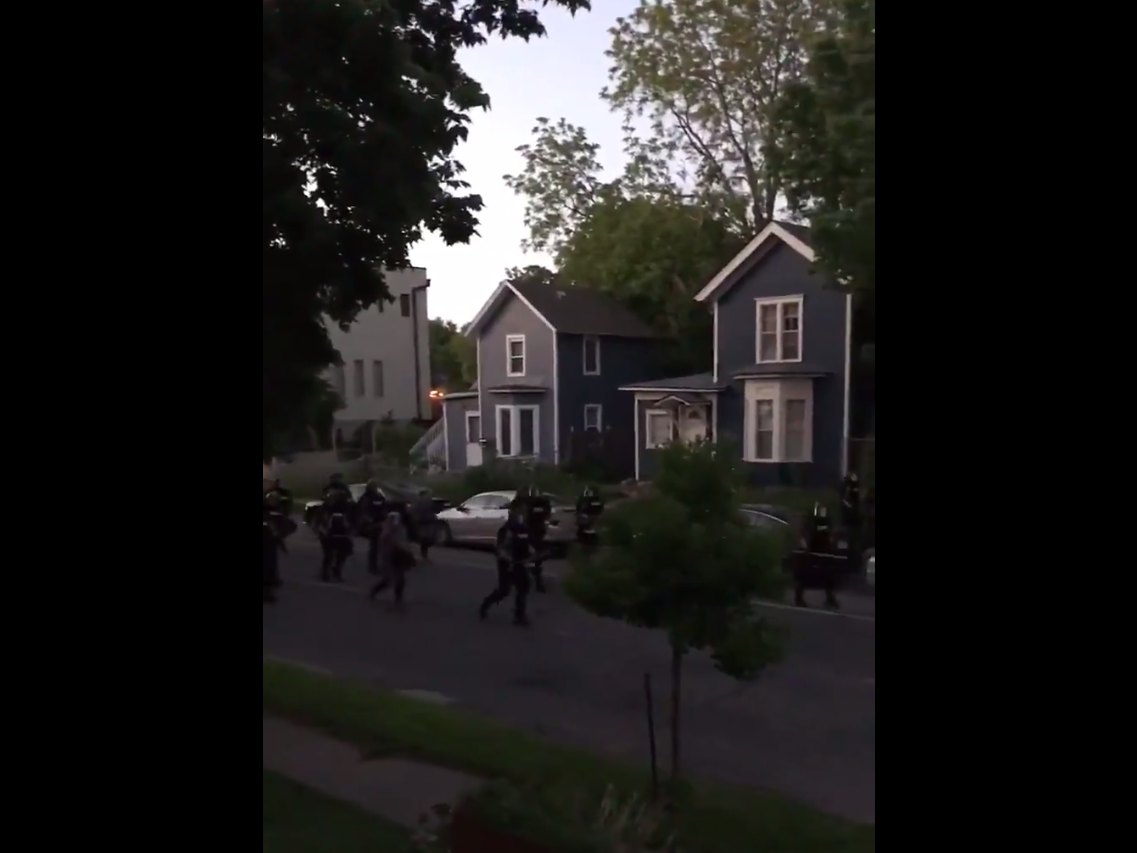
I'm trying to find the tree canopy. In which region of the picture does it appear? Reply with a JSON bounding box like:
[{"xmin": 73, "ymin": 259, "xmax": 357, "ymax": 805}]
[
  {"xmin": 769, "ymin": 0, "xmax": 875, "ymax": 294},
  {"xmin": 429, "ymin": 318, "xmax": 477, "ymax": 389},
  {"xmin": 263, "ymin": 0, "xmax": 590, "ymax": 456}
]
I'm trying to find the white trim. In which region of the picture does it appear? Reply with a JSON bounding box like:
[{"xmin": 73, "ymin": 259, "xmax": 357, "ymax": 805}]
[
  {"xmin": 634, "ymin": 400, "xmax": 642, "ymax": 481},
  {"xmin": 842, "ymin": 293, "xmax": 853, "ymax": 477},
  {"xmin": 506, "ymin": 334, "xmax": 527, "ymax": 378},
  {"xmin": 553, "ymin": 336, "xmax": 561, "ymax": 464},
  {"xmin": 645, "ymin": 409, "xmax": 674, "ymax": 449},
  {"xmin": 584, "ymin": 404, "xmax": 603, "ymax": 432},
  {"xmin": 711, "ymin": 393, "xmax": 719, "ymax": 445},
  {"xmin": 464, "ymin": 281, "xmax": 558, "ymax": 338},
  {"xmin": 476, "ymin": 337, "xmax": 483, "ymax": 446},
  {"xmin": 583, "ymin": 336, "xmax": 601, "ymax": 376},
  {"xmin": 755, "ymin": 295, "xmax": 804, "ymax": 364},
  {"xmin": 712, "ymin": 303, "xmax": 720, "ymax": 383},
  {"xmin": 442, "ymin": 401, "xmax": 451, "ymax": 471},
  {"xmin": 495, "ymin": 404, "xmax": 540, "ymax": 458},
  {"xmin": 694, "ymin": 222, "xmax": 816, "ymax": 304},
  {"xmin": 742, "ymin": 379, "xmax": 814, "ymax": 463},
  {"xmin": 465, "ymin": 410, "xmax": 482, "ymax": 444}
]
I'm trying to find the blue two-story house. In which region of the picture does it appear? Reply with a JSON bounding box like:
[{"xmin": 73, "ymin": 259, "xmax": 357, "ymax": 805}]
[
  {"xmin": 441, "ymin": 279, "xmax": 668, "ymax": 473},
  {"xmin": 620, "ymin": 221, "xmax": 858, "ymax": 487}
]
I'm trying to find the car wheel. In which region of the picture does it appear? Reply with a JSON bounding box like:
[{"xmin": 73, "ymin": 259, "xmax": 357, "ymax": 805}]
[{"xmin": 439, "ymin": 522, "xmax": 455, "ymax": 547}]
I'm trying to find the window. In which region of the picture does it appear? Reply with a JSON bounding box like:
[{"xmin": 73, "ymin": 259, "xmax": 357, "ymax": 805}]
[
  {"xmin": 466, "ymin": 413, "xmax": 481, "ymax": 443},
  {"xmin": 353, "ymin": 359, "xmax": 365, "ymax": 397},
  {"xmin": 496, "ymin": 404, "xmax": 539, "ymax": 457},
  {"xmin": 372, "ymin": 361, "xmax": 385, "ymax": 398},
  {"xmin": 743, "ymin": 380, "xmax": 814, "ymax": 463},
  {"xmin": 506, "ymin": 335, "xmax": 526, "ymax": 377},
  {"xmin": 645, "ymin": 410, "xmax": 674, "ymax": 449},
  {"xmin": 756, "ymin": 297, "xmax": 803, "ymax": 363},
  {"xmin": 330, "ymin": 365, "xmax": 346, "ymax": 399},
  {"xmin": 462, "ymin": 494, "xmax": 493, "ymax": 511},
  {"xmin": 583, "ymin": 336, "xmax": 601, "ymax": 375},
  {"xmin": 753, "ymin": 400, "xmax": 775, "ymax": 460},
  {"xmin": 584, "ymin": 404, "xmax": 603, "ymax": 432},
  {"xmin": 399, "ymin": 294, "xmax": 411, "ymax": 317},
  {"xmin": 784, "ymin": 399, "xmax": 807, "ymax": 461}
]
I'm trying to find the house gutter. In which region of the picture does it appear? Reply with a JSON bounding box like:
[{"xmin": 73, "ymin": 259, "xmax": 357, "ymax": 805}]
[{"xmin": 410, "ymin": 280, "xmax": 430, "ymax": 421}]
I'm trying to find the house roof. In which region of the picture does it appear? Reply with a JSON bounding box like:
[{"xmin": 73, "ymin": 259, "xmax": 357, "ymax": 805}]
[
  {"xmin": 465, "ymin": 280, "xmax": 659, "ymax": 339},
  {"xmin": 732, "ymin": 362, "xmax": 830, "ymax": 380},
  {"xmin": 694, "ymin": 220, "xmax": 816, "ymax": 304},
  {"xmin": 619, "ymin": 372, "xmax": 726, "ymax": 393}
]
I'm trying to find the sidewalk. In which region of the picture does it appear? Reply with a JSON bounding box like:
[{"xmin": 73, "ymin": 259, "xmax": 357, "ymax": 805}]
[{"xmin": 262, "ymin": 716, "xmax": 484, "ymax": 829}]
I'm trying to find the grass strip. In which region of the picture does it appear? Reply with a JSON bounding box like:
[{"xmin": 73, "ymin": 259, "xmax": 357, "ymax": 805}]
[{"xmin": 263, "ymin": 658, "xmax": 874, "ymax": 853}]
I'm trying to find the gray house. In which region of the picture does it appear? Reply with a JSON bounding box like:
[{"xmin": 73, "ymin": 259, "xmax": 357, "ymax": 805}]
[
  {"xmin": 621, "ymin": 221, "xmax": 858, "ymax": 487},
  {"xmin": 440, "ymin": 279, "xmax": 666, "ymax": 473}
]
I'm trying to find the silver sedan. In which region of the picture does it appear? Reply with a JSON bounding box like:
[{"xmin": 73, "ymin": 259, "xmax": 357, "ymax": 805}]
[{"xmin": 435, "ymin": 491, "xmax": 576, "ymax": 547}]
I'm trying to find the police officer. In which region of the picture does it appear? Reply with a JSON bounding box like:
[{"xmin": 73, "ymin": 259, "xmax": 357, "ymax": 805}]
[
  {"xmin": 317, "ymin": 488, "xmax": 354, "ymax": 583},
  {"xmin": 263, "ymin": 495, "xmax": 282, "ymax": 603},
  {"xmin": 523, "ymin": 485, "xmax": 552, "ymax": 592},
  {"xmin": 840, "ymin": 472, "xmax": 864, "ymax": 570},
  {"xmin": 323, "ymin": 473, "xmax": 352, "ymax": 502},
  {"xmin": 794, "ymin": 503, "xmax": 840, "ymax": 610},
  {"xmin": 369, "ymin": 511, "xmax": 416, "ymax": 608},
  {"xmin": 575, "ymin": 484, "xmax": 604, "ymax": 552},
  {"xmin": 265, "ymin": 481, "xmax": 298, "ymax": 551},
  {"xmin": 357, "ymin": 480, "xmax": 388, "ymax": 576},
  {"xmin": 480, "ymin": 498, "xmax": 532, "ymax": 626}
]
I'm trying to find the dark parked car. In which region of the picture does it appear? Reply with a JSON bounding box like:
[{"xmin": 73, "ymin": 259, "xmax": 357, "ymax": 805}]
[{"xmin": 303, "ymin": 482, "xmax": 449, "ymax": 543}]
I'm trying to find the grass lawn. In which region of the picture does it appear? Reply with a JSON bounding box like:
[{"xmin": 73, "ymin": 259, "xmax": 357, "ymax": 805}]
[
  {"xmin": 263, "ymin": 659, "xmax": 875, "ymax": 853},
  {"xmin": 263, "ymin": 770, "xmax": 415, "ymax": 853}
]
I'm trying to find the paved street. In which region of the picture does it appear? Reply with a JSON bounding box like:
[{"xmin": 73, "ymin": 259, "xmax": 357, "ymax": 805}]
[{"xmin": 262, "ymin": 530, "xmax": 876, "ymax": 823}]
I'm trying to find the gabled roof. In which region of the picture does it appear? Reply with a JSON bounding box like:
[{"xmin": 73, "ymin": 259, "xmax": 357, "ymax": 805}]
[
  {"xmin": 694, "ymin": 220, "xmax": 816, "ymax": 304},
  {"xmin": 465, "ymin": 280, "xmax": 658, "ymax": 339}
]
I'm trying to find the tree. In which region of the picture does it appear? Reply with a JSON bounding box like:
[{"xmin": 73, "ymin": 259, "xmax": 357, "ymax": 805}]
[
  {"xmin": 430, "ymin": 318, "xmax": 476, "ymax": 388},
  {"xmin": 604, "ymin": 0, "xmax": 826, "ymax": 231},
  {"xmin": 564, "ymin": 441, "xmax": 786, "ymax": 781},
  {"xmin": 769, "ymin": 0, "xmax": 875, "ymax": 295},
  {"xmin": 263, "ymin": 0, "xmax": 590, "ymax": 457},
  {"xmin": 504, "ymin": 264, "xmax": 559, "ymax": 288}
]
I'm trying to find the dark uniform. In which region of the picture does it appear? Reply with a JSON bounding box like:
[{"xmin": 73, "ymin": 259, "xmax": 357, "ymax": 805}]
[
  {"xmin": 317, "ymin": 489, "xmax": 354, "ymax": 583},
  {"xmin": 523, "ymin": 486, "xmax": 552, "ymax": 593},
  {"xmin": 793, "ymin": 504, "xmax": 841, "ymax": 609},
  {"xmin": 369, "ymin": 512, "xmax": 416, "ymax": 607},
  {"xmin": 263, "ymin": 498, "xmax": 282, "ymax": 603},
  {"xmin": 357, "ymin": 481, "xmax": 388, "ymax": 575},
  {"xmin": 575, "ymin": 485, "xmax": 604, "ymax": 553},
  {"xmin": 265, "ymin": 481, "xmax": 298, "ymax": 551},
  {"xmin": 480, "ymin": 500, "xmax": 532, "ymax": 626},
  {"xmin": 840, "ymin": 473, "xmax": 863, "ymax": 552}
]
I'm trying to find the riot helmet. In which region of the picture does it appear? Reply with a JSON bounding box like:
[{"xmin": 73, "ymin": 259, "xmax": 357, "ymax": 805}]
[{"xmin": 365, "ymin": 479, "xmax": 380, "ymax": 495}]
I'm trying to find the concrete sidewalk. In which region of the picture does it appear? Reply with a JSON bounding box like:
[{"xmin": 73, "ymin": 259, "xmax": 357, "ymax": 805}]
[{"xmin": 262, "ymin": 716, "xmax": 484, "ymax": 829}]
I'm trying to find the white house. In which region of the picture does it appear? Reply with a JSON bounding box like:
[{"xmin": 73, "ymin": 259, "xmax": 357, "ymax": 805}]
[{"xmin": 325, "ymin": 267, "xmax": 432, "ymax": 434}]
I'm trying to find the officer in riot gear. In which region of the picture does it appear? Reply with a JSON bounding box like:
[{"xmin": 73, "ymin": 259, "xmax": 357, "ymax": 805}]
[
  {"xmin": 263, "ymin": 495, "xmax": 282, "ymax": 603},
  {"xmin": 523, "ymin": 485, "xmax": 552, "ymax": 592},
  {"xmin": 357, "ymin": 480, "xmax": 388, "ymax": 576},
  {"xmin": 323, "ymin": 473, "xmax": 353, "ymax": 502},
  {"xmin": 480, "ymin": 498, "xmax": 532, "ymax": 626},
  {"xmin": 265, "ymin": 481, "xmax": 298, "ymax": 551},
  {"xmin": 794, "ymin": 503, "xmax": 841, "ymax": 609},
  {"xmin": 316, "ymin": 487, "xmax": 354, "ymax": 583},
  {"xmin": 575, "ymin": 484, "xmax": 605, "ymax": 553},
  {"xmin": 840, "ymin": 472, "xmax": 864, "ymax": 566}
]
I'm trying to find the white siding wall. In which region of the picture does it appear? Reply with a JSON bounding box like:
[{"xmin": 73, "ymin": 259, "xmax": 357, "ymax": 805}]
[{"xmin": 325, "ymin": 267, "xmax": 431, "ymax": 423}]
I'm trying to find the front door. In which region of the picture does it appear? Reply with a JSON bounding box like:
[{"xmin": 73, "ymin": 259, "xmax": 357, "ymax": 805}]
[{"xmin": 465, "ymin": 413, "xmax": 483, "ymax": 467}]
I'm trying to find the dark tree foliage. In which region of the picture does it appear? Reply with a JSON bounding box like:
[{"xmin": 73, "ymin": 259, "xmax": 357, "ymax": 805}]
[{"xmin": 263, "ymin": 0, "xmax": 590, "ymax": 456}]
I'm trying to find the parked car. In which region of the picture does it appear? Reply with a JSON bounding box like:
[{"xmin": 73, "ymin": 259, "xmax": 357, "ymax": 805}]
[
  {"xmin": 303, "ymin": 483, "xmax": 368, "ymax": 527},
  {"xmin": 865, "ymin": 549, "xmax": 875, "ymax": 588},
  {"xmin": 303, "ymin": 482, "xmax": 449, "ymax": 541},
  {"xmin": 436, "ymin": 491, "xmax": 576, "ymax": 550}
]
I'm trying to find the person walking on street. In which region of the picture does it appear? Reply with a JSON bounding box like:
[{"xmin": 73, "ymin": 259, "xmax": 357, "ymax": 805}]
[
  {"xmin": 480, "ymin": 499, "xmax": 532, "ymax": 627},
  {"xmin": 369, "ymin": 512, "xmax": 416, "ymax": 609}
]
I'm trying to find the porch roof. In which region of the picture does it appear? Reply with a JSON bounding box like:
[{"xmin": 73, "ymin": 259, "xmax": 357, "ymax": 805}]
[
  {"xmin": 732, "ymin": 362, "xmax": 830, "ymax": 380},
  {"xmin": 485, "ymin": 384, "xmax": 549, "ymax": 395},
  {"xmin": 649, "ymin": 392, "xmax": 709, "ymax": 406},
  {"xmin": 619, "ymin": 372, "xmax": 726, "ymax": 393}
]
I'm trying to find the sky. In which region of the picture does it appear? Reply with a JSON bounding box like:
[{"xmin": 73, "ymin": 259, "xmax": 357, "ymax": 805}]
[{"xmin": 409, "ymin": 1, "xmax": 639, "ymax": 326}]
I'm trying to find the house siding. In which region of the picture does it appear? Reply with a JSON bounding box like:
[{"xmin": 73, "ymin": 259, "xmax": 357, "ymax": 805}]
[
  {"xmin": 716, "ymin": 242, "xmax": 848, "ymax": 487},
  {"xmin": 442, "ymin": 396, "xmax": 480, "ymax": 472},
  {"xmin": 557, "ymin": 335, "xmax": 668, "ymax": 457},
  {"xmin": 477, "ymin": 292, "xmax": 557, "ymax": 463}
]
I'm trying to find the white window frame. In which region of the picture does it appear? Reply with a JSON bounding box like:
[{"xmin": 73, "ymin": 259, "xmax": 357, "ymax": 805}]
[
  {"xmin": 465, "ymin": 411, "xmax": 481, "ymax": 444},
  {"xmin": 583, "ymin": 336, "xmax": 602, "ymax": 376},
  {"xmin": 755, "ymin": 296, "xmax": 804, "ymax": 364},
  {"xmin": 352, "ymin": 359, "xmax": 366, "ymax": 397},
  {"xmin": 584, "ymin": 404, "xmax": 603, "ymax": 432},
  {"xmin": 495, "ymin": 404, "xmax": 540, "ymax": 458},
  {"xmin": 743, "ymin": 380, "xmax": 814, "ymax": 463},
  {"xmin": 645, "ymin": 409, "xmax": 674, "ymax": 449},
  {"xmin": 506, "ymin": 334, "xmax": 527, "ymax": 377}
]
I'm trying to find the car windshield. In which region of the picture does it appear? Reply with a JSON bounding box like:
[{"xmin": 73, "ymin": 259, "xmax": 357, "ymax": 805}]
[{"xmin": 741, "ymin": 510, "xmax": 787, "ymax": 530}]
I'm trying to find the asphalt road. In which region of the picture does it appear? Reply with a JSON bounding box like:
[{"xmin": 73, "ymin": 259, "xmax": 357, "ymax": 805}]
[{"xmin": 262, "ymin": 530, "xmax": 876, "ymax": 823}]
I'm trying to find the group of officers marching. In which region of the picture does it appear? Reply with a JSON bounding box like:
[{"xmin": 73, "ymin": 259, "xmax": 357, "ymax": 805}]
[
  {"xmin": 262, "ymin": 474, "xmax": 607, "ymax": 626},
  {"xmin": 264, "ymin": 471, "xmax": 867, "ymax": 615}
]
